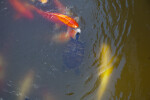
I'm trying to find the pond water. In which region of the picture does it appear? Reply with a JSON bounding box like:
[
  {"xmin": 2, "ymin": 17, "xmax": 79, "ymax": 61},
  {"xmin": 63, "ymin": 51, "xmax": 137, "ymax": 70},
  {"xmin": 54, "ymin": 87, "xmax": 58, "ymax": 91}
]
[{"xmin": 0, "ymin": 0, "xmax": 150, "ymax": 100}]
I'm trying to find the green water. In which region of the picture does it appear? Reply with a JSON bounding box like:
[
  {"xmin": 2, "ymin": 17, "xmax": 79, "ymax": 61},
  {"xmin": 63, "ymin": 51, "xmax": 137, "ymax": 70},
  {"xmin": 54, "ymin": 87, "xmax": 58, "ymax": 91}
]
[{"xmin": 0, "ymin": 0, "xmax": 150, "ymax": 100}]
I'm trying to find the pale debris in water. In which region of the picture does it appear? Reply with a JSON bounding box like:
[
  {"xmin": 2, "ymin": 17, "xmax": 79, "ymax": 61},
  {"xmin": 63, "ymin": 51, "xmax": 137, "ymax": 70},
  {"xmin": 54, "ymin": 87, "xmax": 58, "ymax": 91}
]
[
  {"xmin": 0, "ymin": 98, "xmax": 3, "ymax": 100},
  {"xmin": 17, "ymin": 70, "xmax": 34, "ymax": 100}
]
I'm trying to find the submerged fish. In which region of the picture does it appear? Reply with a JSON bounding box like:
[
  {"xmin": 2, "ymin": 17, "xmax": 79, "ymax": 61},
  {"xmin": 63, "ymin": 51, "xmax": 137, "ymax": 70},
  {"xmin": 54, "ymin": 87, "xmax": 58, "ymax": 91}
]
[
  {"xmin": 33, "ymin": 0, "xmax": 51, "ymax": 9},
  {"xmin": 32, "ymin": 6, "xmax": 79, "ymax": 28},
  {"xmin": 62, "ymin": 33, "xmax": 84, "ymax": 72},
  {"xmin": 9, "ymin": 0, "xmax": 34, "ymax": 19},
  {"xmin": 39, "ymin": 0, "xmax": 48, "ymax": 4}
]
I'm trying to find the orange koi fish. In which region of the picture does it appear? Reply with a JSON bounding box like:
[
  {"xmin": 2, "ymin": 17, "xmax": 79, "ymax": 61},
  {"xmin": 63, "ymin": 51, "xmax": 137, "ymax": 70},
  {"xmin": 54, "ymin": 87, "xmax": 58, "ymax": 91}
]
[
  {"xmin": 9, "ymin": 0, "xmax": 34, "ymax": 19},
  {"xmin": 32, "ymin": 6, "xmax": 79, "ymax": 28}
]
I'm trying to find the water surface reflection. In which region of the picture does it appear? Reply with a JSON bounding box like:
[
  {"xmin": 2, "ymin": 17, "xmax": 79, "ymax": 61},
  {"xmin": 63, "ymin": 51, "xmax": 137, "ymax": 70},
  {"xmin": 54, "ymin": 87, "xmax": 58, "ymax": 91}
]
[{"xmin": 80, "ymin": 0, "xmax": 133, "ymax": 99}]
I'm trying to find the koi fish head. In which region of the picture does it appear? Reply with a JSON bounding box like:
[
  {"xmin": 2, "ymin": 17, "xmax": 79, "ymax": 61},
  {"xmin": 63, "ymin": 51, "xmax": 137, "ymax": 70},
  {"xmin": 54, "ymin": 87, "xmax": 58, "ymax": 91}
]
[{"xmin": 68, "ymin": 18, "xmax": 79, "ymax": 28}]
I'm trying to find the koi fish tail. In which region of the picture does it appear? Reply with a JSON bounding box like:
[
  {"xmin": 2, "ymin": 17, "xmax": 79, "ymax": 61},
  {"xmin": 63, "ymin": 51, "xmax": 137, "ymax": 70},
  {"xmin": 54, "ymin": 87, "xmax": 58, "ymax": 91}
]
[{"xmin": 30, "ymin": 6, "xmax": 55, "ymax": 22}]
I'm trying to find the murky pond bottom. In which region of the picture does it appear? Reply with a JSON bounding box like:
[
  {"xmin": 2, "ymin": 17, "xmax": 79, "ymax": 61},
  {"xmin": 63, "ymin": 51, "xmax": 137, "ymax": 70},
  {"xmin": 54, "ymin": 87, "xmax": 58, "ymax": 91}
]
[{"xmin": 0, "ymin": 0, "xmax": 150, "ymax": 100}]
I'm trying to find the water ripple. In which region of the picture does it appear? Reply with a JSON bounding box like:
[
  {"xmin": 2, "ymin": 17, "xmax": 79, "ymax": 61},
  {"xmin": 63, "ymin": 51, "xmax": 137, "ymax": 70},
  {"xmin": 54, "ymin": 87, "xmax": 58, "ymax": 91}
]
[{"xmin": 81, "ymin": 0, "xmax": 133, "ymax": 99}]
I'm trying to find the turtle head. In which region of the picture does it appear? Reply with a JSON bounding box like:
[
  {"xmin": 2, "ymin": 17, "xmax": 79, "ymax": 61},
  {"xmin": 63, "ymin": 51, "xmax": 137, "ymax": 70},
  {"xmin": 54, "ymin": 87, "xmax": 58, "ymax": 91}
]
[
  {"xmin": 75, "ymin": 32, "xmax": 80, "ymax": 40},
  {"xmin": 75, "ymin": 28, "xmax": 81, "ymax": 40}
]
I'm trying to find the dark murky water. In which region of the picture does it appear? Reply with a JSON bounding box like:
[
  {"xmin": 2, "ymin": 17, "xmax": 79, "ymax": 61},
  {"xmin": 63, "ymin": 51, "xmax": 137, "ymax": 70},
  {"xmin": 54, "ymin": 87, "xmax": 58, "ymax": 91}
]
[{"xmin": 0, "ymin": 0, "xmax": 150, "ymax": 100}]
